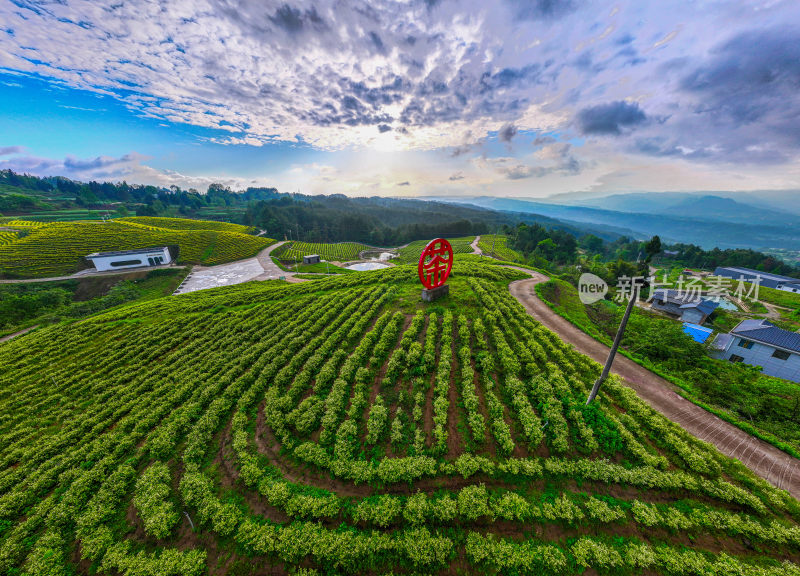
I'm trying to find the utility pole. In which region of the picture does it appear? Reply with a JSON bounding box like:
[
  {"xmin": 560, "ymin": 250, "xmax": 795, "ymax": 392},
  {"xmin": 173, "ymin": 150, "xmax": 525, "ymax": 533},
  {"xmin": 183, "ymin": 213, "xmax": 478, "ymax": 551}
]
[{"xmin": 586, "ymin": 281, "xmax": 639, "ymax": 405}]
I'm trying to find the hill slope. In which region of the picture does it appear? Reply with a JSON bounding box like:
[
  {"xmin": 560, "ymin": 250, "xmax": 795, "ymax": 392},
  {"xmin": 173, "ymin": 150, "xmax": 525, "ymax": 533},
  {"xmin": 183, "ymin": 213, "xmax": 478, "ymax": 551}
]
[
  {"xmin": 459, "ymin": 196, "xmax": 799, "ymax": 250},
  {"xmin": 0, "ymin": 218, "xmax": 274, "ymax": 278},
  {"xmin": 0, "ymin": 263, "xmax": 798, "ymax": 574}
]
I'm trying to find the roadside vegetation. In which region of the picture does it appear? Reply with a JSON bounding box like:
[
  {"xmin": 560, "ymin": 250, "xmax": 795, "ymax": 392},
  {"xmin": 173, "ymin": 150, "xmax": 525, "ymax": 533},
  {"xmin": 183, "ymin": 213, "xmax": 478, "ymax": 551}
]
[
  {"xmin": 536, "ymin": 277, "xmax": 800, "ymax": 457},
  {"xmin": 0, "ymin": 268, "xmax": 188, "ymax": 337}
]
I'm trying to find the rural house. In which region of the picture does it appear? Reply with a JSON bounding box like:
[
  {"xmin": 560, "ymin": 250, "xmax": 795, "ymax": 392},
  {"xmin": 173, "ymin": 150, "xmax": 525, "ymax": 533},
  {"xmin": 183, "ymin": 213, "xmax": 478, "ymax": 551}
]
[
  {"xmin": 650, "ymin": 288, "xmax": 719, "ymax": 324},
  {"xmin": 711, "ymin": 319, "xmax": 800, "ymax": 383}
]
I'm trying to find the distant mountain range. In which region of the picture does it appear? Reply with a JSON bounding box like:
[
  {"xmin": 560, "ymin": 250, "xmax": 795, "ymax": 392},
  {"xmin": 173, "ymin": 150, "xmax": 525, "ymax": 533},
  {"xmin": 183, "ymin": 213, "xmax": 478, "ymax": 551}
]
[
  {"xmin": 423, "ymin": 192, "xmax": 800, "ymax": 251},
  {"xmin": 574, "ymin": 193, "xmax": 799, "ymax": 227}
]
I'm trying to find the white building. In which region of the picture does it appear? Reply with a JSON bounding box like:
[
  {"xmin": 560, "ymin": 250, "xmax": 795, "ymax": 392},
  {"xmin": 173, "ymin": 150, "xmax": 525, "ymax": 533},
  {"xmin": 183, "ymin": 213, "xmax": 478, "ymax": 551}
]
[
  {"xmin": 777, "ymin": 281, "xmax": 800, "ymax": 294},
  {"xmin": 86, "ymin": 246, "xmax": 173, "ymax": 272},
  {"xmin": 711, "ymin": 319, "xmax": 800, "ymax": 383}
]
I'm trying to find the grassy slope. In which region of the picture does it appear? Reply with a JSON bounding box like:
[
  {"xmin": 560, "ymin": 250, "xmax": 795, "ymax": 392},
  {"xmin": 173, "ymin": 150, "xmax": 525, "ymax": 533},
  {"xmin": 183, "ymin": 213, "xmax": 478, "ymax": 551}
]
[
  {"xmin": 477, "ymin": 234, "xmax": 523, "ymax": 262},
  {"xmin": 116, "ymin": 216, "xmax": 256, "ymax": 234},
  {"xmin": 271, "ymin": 257, "xmax": 355, "ymax": 274},
  {"xmin": 0, "ymin": 219, "xmax": 274, "ymax": 278},
  {"xmin": 0, "ymin": 268, "xmax": 189, "ymax": 337},
  {"xmin": 272, "ymin": 241, "xmax": 373, "ymax": 262},
  {"xmin": 394, "ymin": 236, "xmax": 475, "ymax": 264}
]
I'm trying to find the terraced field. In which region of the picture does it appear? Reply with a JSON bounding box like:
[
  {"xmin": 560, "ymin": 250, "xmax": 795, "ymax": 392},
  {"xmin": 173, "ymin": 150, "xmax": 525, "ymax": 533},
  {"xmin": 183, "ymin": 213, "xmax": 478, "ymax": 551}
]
[
  {"xmin": 0, "ymin": 219, "xmax": 274, "ymax": 278},
  {"xmin": 117, "ymin": 217, "xmax": 256, "ymax": 234},
  {"xmin": 478, "ymin": 234, "xmax": 523, "ymax": 262},
  {"xmin": 273, "ymin": 241, "xmax": 374, "ymax": 262},
  {"xmin": 395, "ymin": 236, "xmax": 476, "ymax": 264},
  {"xmin": 0, "ymin": 231, "xmax": 18, "ymax": 246},
  {"xmin": 1, "ymin": 262, "xmax": 799, "ymax": 575}
]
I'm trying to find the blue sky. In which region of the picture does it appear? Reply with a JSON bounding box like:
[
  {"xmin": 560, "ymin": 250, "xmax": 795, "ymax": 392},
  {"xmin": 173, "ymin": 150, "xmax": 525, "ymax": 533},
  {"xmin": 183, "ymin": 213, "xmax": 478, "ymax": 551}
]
[{"xmin": 1, "ymin": 0, "xmax": 799, "ymax": 197}]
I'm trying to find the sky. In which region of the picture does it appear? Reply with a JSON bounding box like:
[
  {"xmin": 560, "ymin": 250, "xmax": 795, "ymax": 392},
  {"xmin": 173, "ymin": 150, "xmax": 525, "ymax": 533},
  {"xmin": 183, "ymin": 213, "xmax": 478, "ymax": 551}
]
[{"xmin": 1, "ymin": 0, "xmax": 799, "ymax": 198}]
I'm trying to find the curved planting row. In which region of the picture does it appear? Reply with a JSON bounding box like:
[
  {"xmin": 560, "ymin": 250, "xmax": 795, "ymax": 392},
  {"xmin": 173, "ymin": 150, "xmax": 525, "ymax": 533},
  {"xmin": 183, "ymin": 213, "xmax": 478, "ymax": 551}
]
[
  {"xmin": 0, "ymin": 264, "xmax": 799, "ymax": 575},
  {"xmin": 394, "ymin": 236, "xmax": 476, "ymax": 264},
  {"xmin": 0, "ymin": 219, "xmax": 274, "ymax": 278},
  {"xmin": 273, "ymin": 241, "xmax": 374, "ymax": 262}
]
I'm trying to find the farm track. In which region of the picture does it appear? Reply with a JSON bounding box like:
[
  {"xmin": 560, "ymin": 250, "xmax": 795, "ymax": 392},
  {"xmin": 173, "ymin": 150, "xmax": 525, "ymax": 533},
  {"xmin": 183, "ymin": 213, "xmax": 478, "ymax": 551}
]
[
  {"xmin": 506, "ymin": 267, "xmax": 800, "ymax": 499},
  {"xmin": 0, "ymin": 325, "xmax": 38, "ymax": 343},
  {"xmin": 470, "ymin": 235, "xmax": 481, "ymax": 255},
  {"xmin": 0, "ymin": 264, "xmax": 187, "ymax": 283}
]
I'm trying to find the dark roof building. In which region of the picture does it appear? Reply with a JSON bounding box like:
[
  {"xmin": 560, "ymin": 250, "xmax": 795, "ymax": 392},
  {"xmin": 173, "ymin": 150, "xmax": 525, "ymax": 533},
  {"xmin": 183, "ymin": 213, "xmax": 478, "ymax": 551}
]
[
  {"xmin": 711, "ymin": 319, "xmax": 800, "ymax": 382},
  {"xmin": 731, "ymin": 319, "xmax": 800, "ymax": 354},
  {"xmin": 651, "ymin": 288, "xmax": 719, "ymax": 324},
  {"xmin": 713, "ymin": 266, "xmax": 799, "ymax": 290}
]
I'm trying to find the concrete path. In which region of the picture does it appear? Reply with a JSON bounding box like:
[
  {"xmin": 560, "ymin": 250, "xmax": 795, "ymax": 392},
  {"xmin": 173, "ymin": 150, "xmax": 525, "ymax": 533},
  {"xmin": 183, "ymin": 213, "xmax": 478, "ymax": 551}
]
[
  {"xmin": 0, "ymin": 264, "xmax": 185, "ymax": 284},
  {"xmin": 0, "ymin": 325, "xmax": 38, "ymax": 344},
  {"xmin": 507, "ymin": 267, "xmax": 800, "ymax": 498},
  {"xmin": 175, "ymin": 241, "xmax": 291, "ymax": 294},
  {"xmin": 470, "ymin": 235, "xmax": 482, "ymax": 255}
]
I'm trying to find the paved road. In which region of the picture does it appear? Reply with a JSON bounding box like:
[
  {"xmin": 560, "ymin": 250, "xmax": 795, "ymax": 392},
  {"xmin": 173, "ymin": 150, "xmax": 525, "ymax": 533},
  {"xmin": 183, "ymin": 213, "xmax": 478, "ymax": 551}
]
[
  {"xmin": 175, "ymin": 241, "xmax": 292, "ymax": 294},
  {"xmin": 0, "ymin": 264, "xmax": 186, "ymax": 284},
  {"xmin": 254, "ymin": 241, "xmax": 292, "ymax": 280},
  {"xmin": 507, "ymin": 268, "xmax": 800, "ymax": 498},
  {"xmin": 470, "ymin": 235, "xmax": 482, "ymax": 255}
]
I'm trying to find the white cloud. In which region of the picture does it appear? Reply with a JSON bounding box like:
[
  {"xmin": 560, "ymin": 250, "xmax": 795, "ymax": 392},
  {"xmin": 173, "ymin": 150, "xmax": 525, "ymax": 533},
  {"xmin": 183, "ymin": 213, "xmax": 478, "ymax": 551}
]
[
  {"xmin": 5, "ymin": 0, "xmax": 792, "ymax": 155},
  {"xmin": 1, "ymin": 0, "xmax": 799, "ymax": 194},
  {"xmin": 0, "ymin": 151, "xmax": 262, "ymax": 190}
]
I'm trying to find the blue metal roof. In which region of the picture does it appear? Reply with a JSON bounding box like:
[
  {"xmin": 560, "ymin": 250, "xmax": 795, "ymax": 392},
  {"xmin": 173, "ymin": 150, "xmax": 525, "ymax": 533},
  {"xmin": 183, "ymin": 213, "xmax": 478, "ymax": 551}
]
[
  {"xmin": 731, "ymin": 319, "xmax": 800, "ymax": 353},
  {"xmin": 682, "ymin": 322, "xmax": 713, "ymax": 343}
]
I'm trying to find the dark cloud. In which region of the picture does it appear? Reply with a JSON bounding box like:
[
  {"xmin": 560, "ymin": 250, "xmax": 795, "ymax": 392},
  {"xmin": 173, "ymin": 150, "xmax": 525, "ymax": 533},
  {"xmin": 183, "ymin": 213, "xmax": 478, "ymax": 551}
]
[
  {"xmin": 680, "ymin": 27, "xmax": 800, "ymax": 139},
  {"xmin": 499, "ymin": 124, "xmax": 517, "ymax": 142},
  {"xmin": 269, "ymin": 4, "xmax": 324, "ymax": 33},
  {"xmin": 397, "ymin": 181, "xmax": 410, "ymax": 186},
  {"xmin": 0, "ymin": 146, "xmax": 23, "ymax": 156},
  {"xmin": 449, "ymin": 172, "xmax": 464, "ymax": 181},
  {"xmin": 63, "ymin": 153, "xmax": 143, "ymax": 171},
  {"xmin": 577, "ymin": 101, "xmax": 646, "ymax": 135},
  {"xmin": 377, "ymin": 124, "xmax": 392, "ymax": 133},
  {"xmin": 507, "ymin": 0, "xmax": 576, "ymax": 20},
  {"xmin": 368, "ymin": 31, "xmax": 385, "ymax": 53},
  {"xmin": 532, "ymin": 135, "xmax": 556, "ymax": 146}
]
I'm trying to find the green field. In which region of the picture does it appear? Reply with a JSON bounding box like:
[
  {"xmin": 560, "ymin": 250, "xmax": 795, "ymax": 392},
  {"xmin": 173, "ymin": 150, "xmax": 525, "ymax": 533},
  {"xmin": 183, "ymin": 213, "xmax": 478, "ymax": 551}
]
[
  {"xmin": 0, "ymin": 210, "xmax": 114, "ymax": 222},
  {"xmin": 0, "ymin": 268, "xmax": 189, "ymax": 337},
  {"xmin": 477, "ymin": 234, "xmax": 523, "ymax": 262},
  {"xmin": 273, "ymin": 241, "xmax": 374, "ymax": 262},
  {"xmin": 0, "ymin": 219, "xmax": 274, "ymax": 278},
  {"xmin": 394, "ymin": 236, "xmax": 475, "ymax": 264},
  {"xmin": 271, "ymin": 257, "xmax": 355, "ymax": 274},
  {"xmin": 0, "ymin": 231, "xmax": 19, "ymax": 246},
  {"xmin": 1, "ymin": 262, "xmax": 798, "ymax": 575},
  {"xmin": 116, "ymin": 216, "xmax": 256, "ymax": 234}
]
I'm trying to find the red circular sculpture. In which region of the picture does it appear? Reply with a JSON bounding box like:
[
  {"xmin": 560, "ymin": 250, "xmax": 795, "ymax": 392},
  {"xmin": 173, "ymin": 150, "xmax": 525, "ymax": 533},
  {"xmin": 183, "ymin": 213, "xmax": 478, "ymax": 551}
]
[{"xmin": 418, "ymin": 238, "xmax": 454, "ymax": 289}]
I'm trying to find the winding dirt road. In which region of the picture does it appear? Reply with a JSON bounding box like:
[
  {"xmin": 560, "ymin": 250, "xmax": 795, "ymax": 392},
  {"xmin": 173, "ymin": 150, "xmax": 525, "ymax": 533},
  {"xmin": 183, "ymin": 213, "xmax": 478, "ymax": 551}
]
[
  {"xmin": 507, "ymin": 268, "xmax": 800, "ymax": 498},
  {"xmin": 470, "ymin": 235, "xmax": 482, "ymax": 255}
]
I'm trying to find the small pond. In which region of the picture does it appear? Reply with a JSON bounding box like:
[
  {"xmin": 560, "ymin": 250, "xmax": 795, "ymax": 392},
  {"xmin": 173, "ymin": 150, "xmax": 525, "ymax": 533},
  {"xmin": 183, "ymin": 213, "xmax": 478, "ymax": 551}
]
[
  {"xmin": 716, "ymin": 297, "xmax": 739, "ymax": 311},
  {"xmin": 346, "ymin": 262, "xmax": 390, "ymax": 271}
]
